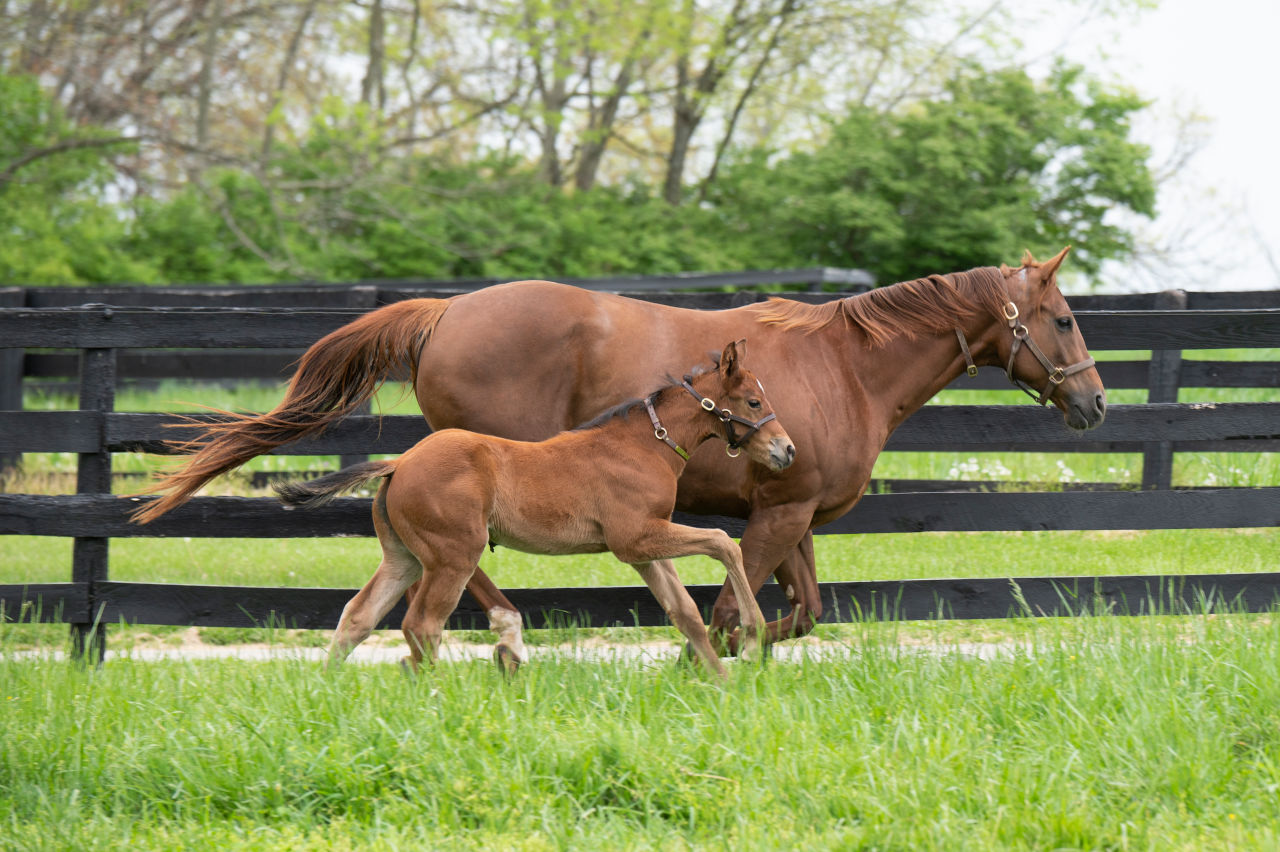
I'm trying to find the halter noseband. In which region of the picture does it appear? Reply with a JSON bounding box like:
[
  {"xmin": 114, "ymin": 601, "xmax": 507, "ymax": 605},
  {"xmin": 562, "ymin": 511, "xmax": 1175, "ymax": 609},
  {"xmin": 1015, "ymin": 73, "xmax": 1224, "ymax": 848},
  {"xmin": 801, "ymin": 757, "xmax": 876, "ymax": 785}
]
[
  {"xmin": 644, "ymin": 376, "xmax": 777, "ymax": 460},
  {"xmin": 956, "ymin": 301, "xmax": 1095, "ymax": 406}
]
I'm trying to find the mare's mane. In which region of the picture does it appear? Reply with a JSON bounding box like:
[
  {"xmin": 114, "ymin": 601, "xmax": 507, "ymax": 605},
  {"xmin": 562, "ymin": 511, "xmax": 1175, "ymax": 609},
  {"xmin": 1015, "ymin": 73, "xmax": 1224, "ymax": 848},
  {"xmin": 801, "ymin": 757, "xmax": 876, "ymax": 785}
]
[{"xmin": 754, "ymin": 266, "xmax": 1010, "ymax": 348}]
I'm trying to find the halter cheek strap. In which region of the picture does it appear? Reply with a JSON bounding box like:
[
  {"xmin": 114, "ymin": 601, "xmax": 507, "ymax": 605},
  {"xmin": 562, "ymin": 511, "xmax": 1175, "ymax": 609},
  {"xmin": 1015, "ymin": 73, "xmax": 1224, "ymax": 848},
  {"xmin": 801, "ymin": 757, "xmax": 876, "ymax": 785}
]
[
  {"xmin": 645, "ymin": 398, "xmax": 690, "ymax": 460},
  {"xmin": 956, "ymin": 302, "xmax": 1096, "ymax": 406}
]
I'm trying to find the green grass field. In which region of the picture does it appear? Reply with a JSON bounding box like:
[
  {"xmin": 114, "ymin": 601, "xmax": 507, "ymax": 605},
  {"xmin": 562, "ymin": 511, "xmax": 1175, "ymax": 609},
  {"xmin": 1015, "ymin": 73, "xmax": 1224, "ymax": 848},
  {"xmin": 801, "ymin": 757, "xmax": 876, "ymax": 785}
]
[{"xmin": 4, "ymin": 612, "xmax": 1280, "ymax": 850}]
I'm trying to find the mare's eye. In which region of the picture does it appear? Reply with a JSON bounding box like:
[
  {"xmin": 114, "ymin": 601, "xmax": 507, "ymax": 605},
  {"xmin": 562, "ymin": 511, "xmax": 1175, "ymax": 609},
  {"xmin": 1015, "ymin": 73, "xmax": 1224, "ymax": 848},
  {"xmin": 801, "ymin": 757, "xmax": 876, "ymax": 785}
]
[
  {"xmin": 1056, "ymin": 316, "xmax": 1073, "ymax": 331},
  {"xmin": 748, "ymin": 399, "xmax": 762, "ymax": 410}
]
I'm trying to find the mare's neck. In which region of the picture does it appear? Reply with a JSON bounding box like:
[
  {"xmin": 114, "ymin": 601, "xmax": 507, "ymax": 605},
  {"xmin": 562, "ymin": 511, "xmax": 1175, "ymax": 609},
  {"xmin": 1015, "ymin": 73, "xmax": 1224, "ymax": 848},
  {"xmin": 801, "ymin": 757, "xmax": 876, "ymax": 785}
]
[{"xmin": 854, "ymin": 310, "xmax": 1003, "ymax": 433}]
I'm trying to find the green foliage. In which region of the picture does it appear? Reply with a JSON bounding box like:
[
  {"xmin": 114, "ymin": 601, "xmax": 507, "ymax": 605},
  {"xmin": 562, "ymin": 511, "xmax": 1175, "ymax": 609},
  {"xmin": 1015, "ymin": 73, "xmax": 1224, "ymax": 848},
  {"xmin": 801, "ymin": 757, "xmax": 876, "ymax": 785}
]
[
  {"xmin": 708, "ymin": 63, "xmax": 1155, "ymax": 282},
  {"xmin": 1, "ymin": 62, "xmax": 1156, "ymax": 287},
  {"xmin": 0, "ymin": 74, "xmax": 152, "ymax": 284}
]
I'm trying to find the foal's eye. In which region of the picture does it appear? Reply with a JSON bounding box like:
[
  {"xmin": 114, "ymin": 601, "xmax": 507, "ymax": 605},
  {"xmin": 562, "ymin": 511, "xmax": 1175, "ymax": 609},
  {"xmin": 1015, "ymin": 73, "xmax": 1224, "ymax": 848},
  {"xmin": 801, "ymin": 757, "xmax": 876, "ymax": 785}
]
[
  {"xmin": 748, "ymin": 399, "xmax": 762, "ymax": 410},
  {"xmin": 1055, "ymin": 316, "xmax": 1073, "ymax": 331}
]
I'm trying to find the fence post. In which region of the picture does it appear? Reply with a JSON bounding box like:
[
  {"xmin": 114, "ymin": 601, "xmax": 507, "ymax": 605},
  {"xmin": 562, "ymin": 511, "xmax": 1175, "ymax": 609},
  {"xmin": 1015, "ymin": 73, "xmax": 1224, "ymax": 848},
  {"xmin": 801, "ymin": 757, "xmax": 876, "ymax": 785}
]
[
  {"xmin": 71, "ymin": 344, "xmax": 116, "ymax": 663},
  {"xmin": 0, "ymin": 288, "xmax": 23, "ymax": 474},
  {"xmin": 339, "ymin": 286, "xmax": 379, "ymax": 470},
  {"xmin": 1141, "ymin": 289, "xmax": 1187, "ymax": 490}
]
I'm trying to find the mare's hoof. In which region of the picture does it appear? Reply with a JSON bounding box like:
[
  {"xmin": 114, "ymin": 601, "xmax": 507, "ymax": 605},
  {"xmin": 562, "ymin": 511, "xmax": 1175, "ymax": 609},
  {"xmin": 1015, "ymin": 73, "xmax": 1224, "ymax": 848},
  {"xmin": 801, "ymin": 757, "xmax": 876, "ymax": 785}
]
[{"xmin": 494, "ymin": 644, "xmax": 522, "ymax": 677}]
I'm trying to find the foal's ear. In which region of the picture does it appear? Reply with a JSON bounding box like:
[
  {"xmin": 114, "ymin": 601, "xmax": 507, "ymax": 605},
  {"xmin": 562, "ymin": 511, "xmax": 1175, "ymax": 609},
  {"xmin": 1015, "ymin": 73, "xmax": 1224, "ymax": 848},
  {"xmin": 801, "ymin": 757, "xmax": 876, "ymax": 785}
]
[
  {"xmin": 719, "ymin": 339, "xmax": 746, "ymax": 379},
  {"xmin": 1037, "ymin": 246, "xmax": 1071, "ymax": 285}
]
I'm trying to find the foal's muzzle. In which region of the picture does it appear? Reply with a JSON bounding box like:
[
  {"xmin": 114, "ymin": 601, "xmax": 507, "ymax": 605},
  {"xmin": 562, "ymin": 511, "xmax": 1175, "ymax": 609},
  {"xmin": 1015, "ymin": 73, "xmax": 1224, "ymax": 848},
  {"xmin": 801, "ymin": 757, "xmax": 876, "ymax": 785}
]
[{"xmin": 766, "ymin": 438, "xmax": 797, "ymax": 471}]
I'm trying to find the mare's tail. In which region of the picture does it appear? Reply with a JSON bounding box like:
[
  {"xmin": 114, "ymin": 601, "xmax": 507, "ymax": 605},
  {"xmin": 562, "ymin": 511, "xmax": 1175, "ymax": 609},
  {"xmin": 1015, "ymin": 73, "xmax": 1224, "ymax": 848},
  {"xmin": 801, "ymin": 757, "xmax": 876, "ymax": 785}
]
[
  {"xmin": 273, "ymin": 460, "xmax": 398, "ymax": 510},
  {"xmin": 130, "ymin": 298, "xmax": 451, "ymax": 524}
]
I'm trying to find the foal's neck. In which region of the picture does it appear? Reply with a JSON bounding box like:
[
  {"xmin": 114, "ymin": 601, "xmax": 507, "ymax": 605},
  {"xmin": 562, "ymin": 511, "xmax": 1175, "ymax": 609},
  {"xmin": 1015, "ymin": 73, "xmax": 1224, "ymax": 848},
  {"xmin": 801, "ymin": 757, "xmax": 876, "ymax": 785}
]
[{"xmin": 641, "ymin": 383, "xmax": 725, "ymax": 469}]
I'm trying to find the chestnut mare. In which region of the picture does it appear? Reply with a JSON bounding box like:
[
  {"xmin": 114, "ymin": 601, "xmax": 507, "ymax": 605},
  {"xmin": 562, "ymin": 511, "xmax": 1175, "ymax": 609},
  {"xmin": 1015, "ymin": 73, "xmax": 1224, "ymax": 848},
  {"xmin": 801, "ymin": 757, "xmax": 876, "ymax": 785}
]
[
  {"xmin": 271, "ymin": 341, "xmax": 794, "ymax": 677},
  {"xmin": 133, "ymin": 248, "xmax": 1106, "ymax": 657}
]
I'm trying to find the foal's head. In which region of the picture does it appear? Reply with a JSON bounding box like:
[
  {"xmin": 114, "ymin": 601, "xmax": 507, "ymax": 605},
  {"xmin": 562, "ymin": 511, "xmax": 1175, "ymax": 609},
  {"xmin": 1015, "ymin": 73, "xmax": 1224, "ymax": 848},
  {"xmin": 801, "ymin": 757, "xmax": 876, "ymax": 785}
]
[
  {"xmin": 998, "ymin": 248, "xmax": 1107, "ymax": 431},
  {"xmin": 694, "ymin": 340, "xmax": 796, "ymax": 471}
]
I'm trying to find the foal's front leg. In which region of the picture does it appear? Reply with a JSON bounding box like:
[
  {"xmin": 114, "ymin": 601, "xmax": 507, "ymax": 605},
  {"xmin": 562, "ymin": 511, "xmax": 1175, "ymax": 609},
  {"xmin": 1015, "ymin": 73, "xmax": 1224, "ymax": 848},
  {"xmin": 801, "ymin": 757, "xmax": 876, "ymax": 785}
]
[
  {"xmin": 633, "ymin": 560, "xmax": 726, "ymax": 679},
  {"xmin": 612, "ymin": 521, "xmax": 767, "ymax": 661}
]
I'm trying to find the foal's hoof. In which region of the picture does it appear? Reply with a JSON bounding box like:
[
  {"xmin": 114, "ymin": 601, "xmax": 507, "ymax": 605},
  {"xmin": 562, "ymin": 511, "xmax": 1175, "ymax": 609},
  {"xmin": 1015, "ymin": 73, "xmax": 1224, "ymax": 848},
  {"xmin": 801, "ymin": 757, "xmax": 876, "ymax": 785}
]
[
  {"xmin": 494, "ymin": 644, "xmax": 522, "ymax": 677},
  {"xmin": 399, "ymin": 656, "xmax": 419, "ymax": 678},
  {"xmin": 733, "ymin": 629, "xmax": 771, "ymax": 665}
]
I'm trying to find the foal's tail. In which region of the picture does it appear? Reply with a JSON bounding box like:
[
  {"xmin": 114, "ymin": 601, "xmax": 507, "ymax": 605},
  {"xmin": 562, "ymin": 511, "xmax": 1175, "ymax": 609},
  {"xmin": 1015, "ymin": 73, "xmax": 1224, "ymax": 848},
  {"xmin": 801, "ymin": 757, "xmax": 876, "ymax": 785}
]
[
  {"xmin": 273, "ymin": 459, "xmax": 399, "ymax": 510},
  {"xmin": 130, "ymin": 298, "xmax": 451, "ymax": 524}
]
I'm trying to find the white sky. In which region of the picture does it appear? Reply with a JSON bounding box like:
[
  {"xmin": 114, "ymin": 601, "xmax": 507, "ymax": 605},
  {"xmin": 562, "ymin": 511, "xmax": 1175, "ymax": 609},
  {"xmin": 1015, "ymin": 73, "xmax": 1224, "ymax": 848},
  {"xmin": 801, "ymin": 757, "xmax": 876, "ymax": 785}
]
[{"xmin": 1051, "ymin": 0, "xmax": 1280, "ymax": 292}]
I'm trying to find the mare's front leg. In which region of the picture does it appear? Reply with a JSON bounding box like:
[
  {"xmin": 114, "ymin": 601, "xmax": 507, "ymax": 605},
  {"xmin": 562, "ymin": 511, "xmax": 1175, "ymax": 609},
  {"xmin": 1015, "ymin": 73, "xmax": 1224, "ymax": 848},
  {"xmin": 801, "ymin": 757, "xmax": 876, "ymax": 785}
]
[
  {"xmin": 611, "ymin": 521, "xmax": 767, "ymax": 661},
  {"xmin": 709, "ymin": 502, "xmax": 819, "ymax": 656}
]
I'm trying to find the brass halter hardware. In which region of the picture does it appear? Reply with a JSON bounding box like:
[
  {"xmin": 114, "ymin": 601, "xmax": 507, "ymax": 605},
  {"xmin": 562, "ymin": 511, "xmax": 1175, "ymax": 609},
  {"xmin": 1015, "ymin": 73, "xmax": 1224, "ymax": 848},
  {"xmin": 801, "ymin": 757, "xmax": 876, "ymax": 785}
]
[
  {"xmin": 645, "ymin": 376, "xmax": 777, "ymax": 460},
  {"xmin": 955, "ymin": 301, "xmax": 1096, "ymax": 406}
]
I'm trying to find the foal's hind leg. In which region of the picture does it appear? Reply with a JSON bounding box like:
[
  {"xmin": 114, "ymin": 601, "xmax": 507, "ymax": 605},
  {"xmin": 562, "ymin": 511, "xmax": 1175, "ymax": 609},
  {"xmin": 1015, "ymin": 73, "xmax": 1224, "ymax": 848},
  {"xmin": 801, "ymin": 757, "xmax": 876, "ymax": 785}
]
[
  {"xmin": 329, "ymin": 534, "xmax": 422, "ymax": 668},
  {"xmin": 399, "ymin": 558, "xmax": 479, "ymax": 673}
]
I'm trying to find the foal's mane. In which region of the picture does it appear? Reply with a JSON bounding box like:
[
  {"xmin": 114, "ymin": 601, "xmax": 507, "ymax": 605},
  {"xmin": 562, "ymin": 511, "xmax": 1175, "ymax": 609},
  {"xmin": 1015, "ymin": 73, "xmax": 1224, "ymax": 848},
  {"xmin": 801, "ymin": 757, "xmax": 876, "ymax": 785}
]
[
  {"xmin": 572, "ymin": 366, "xmax": 712, "ymax": 432},
  {"xmin": 754, "ymin": 266, "xmax": 1009, "ymax": 348}
]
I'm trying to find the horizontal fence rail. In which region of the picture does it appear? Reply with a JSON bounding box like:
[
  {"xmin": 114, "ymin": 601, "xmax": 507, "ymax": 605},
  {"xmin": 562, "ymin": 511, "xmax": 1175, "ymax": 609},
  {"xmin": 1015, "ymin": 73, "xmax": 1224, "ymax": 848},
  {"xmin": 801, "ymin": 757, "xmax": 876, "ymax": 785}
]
[
  {"xmin": 1, "ymin": 279, "xmax": 1277, "ymax": 656},
  {"xmin": 3, "ymin": 305, "xmax": 1280, "ymax": 349}
]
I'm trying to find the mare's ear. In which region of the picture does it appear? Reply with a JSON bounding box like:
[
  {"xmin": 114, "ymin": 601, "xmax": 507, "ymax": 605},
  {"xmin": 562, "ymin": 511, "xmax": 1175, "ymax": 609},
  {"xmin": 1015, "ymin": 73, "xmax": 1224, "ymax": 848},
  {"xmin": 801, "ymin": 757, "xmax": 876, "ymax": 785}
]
[
  {"xmin": 719, "ymin": 339, "xmax": 745, "ymax": 379},
  {"xmin": 1037, "ymin": 246, "xmax": 1071, "ymax": 286}
]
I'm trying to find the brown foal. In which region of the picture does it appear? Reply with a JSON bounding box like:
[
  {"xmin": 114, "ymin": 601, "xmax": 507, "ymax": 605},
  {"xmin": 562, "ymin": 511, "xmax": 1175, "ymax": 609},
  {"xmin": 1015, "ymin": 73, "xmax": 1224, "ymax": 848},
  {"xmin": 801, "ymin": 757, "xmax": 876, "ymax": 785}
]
[{"xmin": 272, "ymin": 340, "xmax": 795, "ymax": 677}]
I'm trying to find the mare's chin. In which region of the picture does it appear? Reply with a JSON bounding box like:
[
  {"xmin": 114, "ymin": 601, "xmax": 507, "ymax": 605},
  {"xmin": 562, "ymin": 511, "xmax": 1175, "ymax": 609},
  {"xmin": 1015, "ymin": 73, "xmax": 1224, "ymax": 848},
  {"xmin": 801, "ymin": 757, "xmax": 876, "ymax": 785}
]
[{"xmin": 1062, "ymin": 404, "xmax": 1104, "ymax": 432}]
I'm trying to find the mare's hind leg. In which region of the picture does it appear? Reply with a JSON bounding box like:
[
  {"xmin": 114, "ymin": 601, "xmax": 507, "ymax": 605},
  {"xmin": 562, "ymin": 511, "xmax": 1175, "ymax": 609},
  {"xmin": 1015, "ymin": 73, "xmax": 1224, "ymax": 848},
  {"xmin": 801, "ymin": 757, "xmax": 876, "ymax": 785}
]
[
  {"xmin": 633, "ymin": 560, "xmax": 726, "ymax": 679},
  {"xmin": 329, "ymin": 531, "xmax": 422, "ymax": 668}
]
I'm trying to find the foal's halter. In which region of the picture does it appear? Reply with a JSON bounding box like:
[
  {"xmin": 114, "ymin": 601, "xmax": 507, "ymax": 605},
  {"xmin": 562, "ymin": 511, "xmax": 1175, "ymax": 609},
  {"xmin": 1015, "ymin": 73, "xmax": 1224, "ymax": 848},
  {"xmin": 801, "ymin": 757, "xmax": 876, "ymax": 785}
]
[
  {"xmin": 645, "ymin": 376, "xmax": 777, "ymax": 460},
  {"xmin": 955, "ymin": 301, "xmax": 1096, "ymax": 405}
]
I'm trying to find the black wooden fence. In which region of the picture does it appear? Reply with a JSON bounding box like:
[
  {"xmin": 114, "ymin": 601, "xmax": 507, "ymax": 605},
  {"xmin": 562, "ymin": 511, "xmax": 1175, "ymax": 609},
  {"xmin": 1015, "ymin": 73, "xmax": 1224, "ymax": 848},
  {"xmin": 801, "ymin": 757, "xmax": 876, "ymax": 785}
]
[{"xmin": 2, "ymin": 272, "xmax": 1278, "ymax": 658}]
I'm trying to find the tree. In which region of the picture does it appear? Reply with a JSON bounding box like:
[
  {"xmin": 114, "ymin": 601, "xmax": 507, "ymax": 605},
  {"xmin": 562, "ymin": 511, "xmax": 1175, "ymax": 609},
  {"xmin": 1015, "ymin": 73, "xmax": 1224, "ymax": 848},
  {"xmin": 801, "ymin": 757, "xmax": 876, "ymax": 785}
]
[
  {"xmin": 0, "ymin": 74, "xmax": 152, "ymax": 283},
  {"xmin": 706, "ymin": 63, "xmax": 1156, "ymax": 283}
]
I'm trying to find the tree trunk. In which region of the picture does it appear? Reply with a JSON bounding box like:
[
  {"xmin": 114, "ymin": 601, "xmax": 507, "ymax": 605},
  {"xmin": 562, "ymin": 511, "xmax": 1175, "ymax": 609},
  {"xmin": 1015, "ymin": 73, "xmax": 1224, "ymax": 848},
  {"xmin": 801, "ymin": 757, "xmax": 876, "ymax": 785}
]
[
  {"xmin": 361, "ymin": 0, "xmax": 386, "ymax": 112},
  {"xmin": 574, "ymin": 60, "xmax": 634, "ymax": 192},
  {"xmin": 196, "ymin": 0, "xmax": 224, "ymax": 148}
]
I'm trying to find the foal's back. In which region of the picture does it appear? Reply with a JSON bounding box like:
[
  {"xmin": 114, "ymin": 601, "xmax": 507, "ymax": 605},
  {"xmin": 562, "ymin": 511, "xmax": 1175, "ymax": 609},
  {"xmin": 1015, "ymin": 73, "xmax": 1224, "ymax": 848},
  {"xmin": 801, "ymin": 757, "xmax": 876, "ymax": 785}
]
[{"xmin": 382, "ymin": 422, "xmax": 662, "ymax": 559}]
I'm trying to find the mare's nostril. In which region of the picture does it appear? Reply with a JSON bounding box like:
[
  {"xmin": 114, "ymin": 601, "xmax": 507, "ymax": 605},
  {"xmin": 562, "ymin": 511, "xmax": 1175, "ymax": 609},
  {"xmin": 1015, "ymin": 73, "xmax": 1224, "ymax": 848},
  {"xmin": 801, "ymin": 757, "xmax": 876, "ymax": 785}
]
[
  {"xmin": 1095, "ymin": 392, "xmax": 1106, "ymax": 416},
  {"xmin": 786, "ymin": 444, "xmax": 796, "ymax": 461}
]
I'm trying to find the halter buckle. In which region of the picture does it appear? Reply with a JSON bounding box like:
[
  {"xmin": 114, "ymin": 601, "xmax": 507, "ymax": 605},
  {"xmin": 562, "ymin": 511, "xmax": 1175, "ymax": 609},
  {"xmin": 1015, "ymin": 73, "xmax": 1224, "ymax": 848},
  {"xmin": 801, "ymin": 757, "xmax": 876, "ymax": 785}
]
[
  {"xmin": 700, "ymin": 398, "xmax": 716, "ymax": 411},
  {"xmin": 966, "ymin": 364, "xmax": 978, "ymax": 377},
  {"xmin": 1003, "ymin": 302, "xmax": 1019, "ymax": 325},
  {"xmin": 1048, "ymin": 367, "xmax": 1066, "ymax": 385}
]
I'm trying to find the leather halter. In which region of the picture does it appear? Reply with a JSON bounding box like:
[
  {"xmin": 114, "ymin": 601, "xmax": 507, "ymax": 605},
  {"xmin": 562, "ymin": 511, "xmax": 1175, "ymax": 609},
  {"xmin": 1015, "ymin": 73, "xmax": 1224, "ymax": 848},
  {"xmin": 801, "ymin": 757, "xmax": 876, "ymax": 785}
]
[
  {"xmin": 645, "ymin": 376, "xmax": 777, "ymax": 460},
  {"xmin": 955, "ymin": 301, "xmax": 1096, "ymax": 406}
]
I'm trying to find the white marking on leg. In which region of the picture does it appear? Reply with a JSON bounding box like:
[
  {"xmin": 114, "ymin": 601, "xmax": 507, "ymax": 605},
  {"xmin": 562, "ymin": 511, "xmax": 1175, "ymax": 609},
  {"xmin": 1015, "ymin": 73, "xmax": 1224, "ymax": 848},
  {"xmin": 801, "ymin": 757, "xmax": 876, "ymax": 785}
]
[{"xmin": 488, "ymin": 607, "xmax": 527, "ymax": 663}]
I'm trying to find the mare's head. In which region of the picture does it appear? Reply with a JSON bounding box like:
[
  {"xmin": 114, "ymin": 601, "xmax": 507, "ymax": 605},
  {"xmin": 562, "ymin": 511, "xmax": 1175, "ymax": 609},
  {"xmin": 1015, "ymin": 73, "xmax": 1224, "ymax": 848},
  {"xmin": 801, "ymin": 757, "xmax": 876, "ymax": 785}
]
[
  {"xmin": 694, "ymin": 340, "xmax": 796, "ymax": 471},
  {"xmin": 998, "ymin": 247, "xmax": 1106, "ymax": 431}
]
